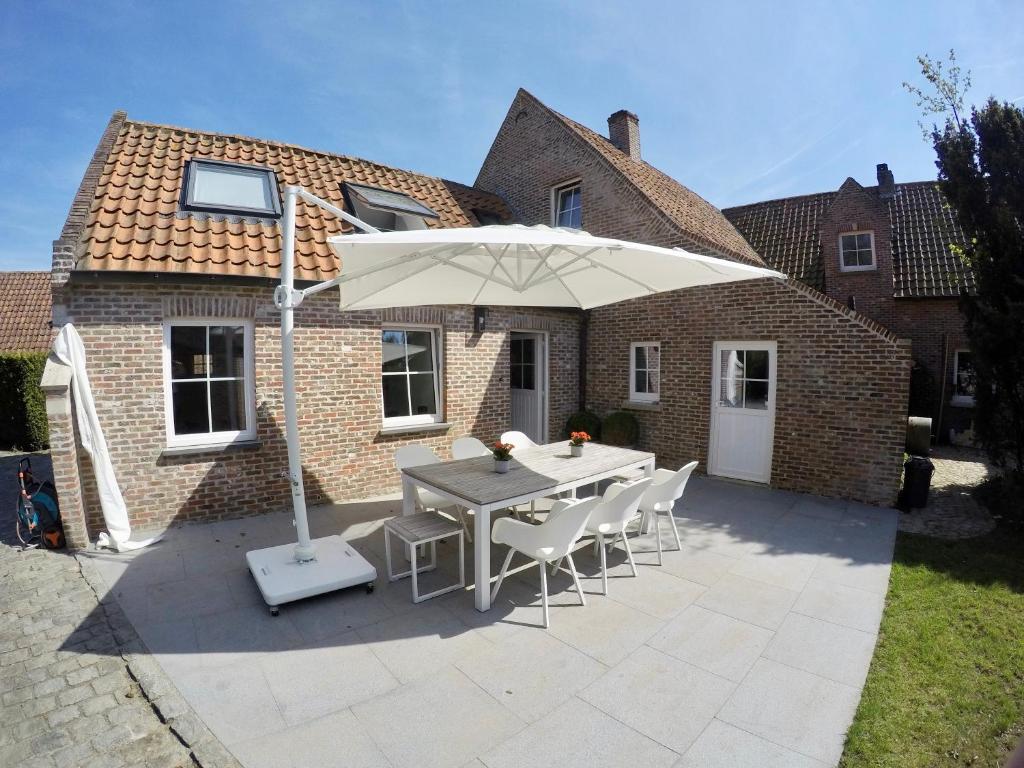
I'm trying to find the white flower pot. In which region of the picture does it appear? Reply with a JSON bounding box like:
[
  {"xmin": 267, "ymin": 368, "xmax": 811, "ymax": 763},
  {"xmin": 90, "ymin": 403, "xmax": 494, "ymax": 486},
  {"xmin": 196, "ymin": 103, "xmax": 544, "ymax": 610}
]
[
  {"xmin": 570, "ymin": 444, "xmax": 584, "ymax": 457},
  {"xmin": 494, "ymin": 459, "xmax": 510, "ymax": 474}
]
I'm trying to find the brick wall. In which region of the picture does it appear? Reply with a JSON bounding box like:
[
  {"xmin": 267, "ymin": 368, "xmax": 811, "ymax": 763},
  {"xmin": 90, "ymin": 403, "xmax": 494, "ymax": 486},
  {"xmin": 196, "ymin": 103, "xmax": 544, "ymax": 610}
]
[
  {"xmin": 59, "ymin": 281, "xmax": 579, "ymax": 536},
  {"xmin": 587, "ymin": 278, "xmax": 912, "ymax": 505},
  {"xmin": 476, "ymin": 91, "xmax": 704, "ymax": 248},
  {"xmin": 820, "ymin": 179, "xmax": 897, "ymax": 330},
  {"xmin": 891, "ymin": 297, "xmax": 972, "ymax": 439}
]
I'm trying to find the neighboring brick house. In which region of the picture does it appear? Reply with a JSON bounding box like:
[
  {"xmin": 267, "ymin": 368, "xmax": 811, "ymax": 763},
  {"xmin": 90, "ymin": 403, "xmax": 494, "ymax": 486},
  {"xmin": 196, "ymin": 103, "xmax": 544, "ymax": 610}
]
[
  {"xmin": 0, "ymin": 271, "xmax": 52, "ymax": 352},
  {"xmin": 723, "ymin": 167, "xmax": 974, "ymax": 442},
  {"xmin": 477, "ymin": 89, "xmax": 910, "ymax": 505},
  {"xmin": 50, "ymin": 92, "xmax": 913, "ymax": 546}
]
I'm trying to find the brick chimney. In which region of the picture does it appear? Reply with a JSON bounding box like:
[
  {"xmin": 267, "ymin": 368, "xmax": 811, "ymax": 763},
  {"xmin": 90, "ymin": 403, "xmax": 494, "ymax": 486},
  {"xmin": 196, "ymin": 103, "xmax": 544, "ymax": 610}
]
[
  {"xmin": 608, "ymin": 110, "xmax": 641, "ymax": 160},
  {"xmin": 876, "ymin": 163, "xmax": 895, "ymax": 199}
]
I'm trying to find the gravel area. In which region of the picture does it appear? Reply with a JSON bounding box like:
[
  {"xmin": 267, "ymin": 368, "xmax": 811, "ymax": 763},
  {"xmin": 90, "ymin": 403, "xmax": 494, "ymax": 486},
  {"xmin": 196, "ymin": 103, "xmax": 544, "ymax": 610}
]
[{"xmin": 898, "ymin": 445, "xmax": 997, "ymax": 540}]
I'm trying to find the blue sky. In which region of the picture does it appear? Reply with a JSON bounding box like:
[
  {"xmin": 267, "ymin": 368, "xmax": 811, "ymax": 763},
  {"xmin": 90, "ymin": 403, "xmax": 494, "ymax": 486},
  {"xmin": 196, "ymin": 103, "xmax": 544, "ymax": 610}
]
[{"xmin": 1, "ymin": 0, "xmax": 1022, "ymax": 270}]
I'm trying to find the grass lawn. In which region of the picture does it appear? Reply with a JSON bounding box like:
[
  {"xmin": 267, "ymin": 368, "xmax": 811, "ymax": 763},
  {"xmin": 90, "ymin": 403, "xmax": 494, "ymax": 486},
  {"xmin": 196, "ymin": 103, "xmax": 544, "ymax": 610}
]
[{"xmin": 841, "ymin": 481, "xmax": 1024, "ymax": 767}]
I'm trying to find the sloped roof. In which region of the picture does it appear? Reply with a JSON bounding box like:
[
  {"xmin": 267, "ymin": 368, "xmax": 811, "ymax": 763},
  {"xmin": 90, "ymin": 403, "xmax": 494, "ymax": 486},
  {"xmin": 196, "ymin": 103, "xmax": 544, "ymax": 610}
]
[
  {"xmin": 75, "ymin": 116, "xmax": 511, "ymax": 281},
  {"xmin": 0, "ymin": 271, "xmax": 52, "ymax": 351},
  {"xmin": 723, "ymin": 181, "xmax": 974, "ymax": 298},
  {"xmin": 520, "ymin": 91, "xmax": 763, "ymax": 267}
]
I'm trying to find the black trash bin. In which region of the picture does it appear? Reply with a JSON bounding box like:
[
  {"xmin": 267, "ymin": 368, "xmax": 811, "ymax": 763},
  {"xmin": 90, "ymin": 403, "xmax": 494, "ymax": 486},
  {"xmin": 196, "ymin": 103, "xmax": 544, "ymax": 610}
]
[{"xmin": 902, "ymin": 455, "xmax": 935, "ymax": 509}]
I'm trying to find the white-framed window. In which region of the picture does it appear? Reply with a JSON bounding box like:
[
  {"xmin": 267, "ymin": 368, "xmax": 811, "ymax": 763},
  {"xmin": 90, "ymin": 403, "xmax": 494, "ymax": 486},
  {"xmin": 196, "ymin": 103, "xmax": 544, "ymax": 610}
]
[
  {"xmin": 629, "ymin": 342, "xmax": 660, "ymax": 403},
  {"xmin": 381, "ymin": 326, "xmax": 443, "ymax": 427},
  {"xmin": 952, "ymin": 349, "xmax": 975, "ymax": 406},
  {"xmin": 181, "ymin": 159, "xmax": 281, "ymax": 218},
  {"xmin": 552, "ymin": 181, "xmax": 582, "ymax": 229},
  {"xmin": 838, "ymin": 230, "xmax": 876, "ymax": 271},
  {"xmin": 162, "ymin": 320, "xmax": 257, "ymax": 448}
]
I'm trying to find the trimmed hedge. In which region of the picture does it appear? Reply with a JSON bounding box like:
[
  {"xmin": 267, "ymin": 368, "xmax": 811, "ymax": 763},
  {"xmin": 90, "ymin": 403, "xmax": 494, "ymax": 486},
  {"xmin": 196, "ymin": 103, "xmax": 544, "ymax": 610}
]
[
  {"xmin": 601, "ymin": 410, "xmax": 639, "ymax": 447},
  {"xmin": 564, "ymin": 410, "xmax": 601, "ymax": 441},
  {"xmin": 0, "ymin": 351, "xmax": 49, "ymax": 451}
]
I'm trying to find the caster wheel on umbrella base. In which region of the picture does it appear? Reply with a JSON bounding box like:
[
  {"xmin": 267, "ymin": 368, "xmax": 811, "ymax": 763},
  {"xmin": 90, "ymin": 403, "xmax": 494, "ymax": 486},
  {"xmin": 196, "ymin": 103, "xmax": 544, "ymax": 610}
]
[
  {"xmin": 365, "ymin": 583, "xmax": 375, "ymax": 594},
  {"xmin": 269, "ymin": 606, "xmax": 279, "ymax": 616}
]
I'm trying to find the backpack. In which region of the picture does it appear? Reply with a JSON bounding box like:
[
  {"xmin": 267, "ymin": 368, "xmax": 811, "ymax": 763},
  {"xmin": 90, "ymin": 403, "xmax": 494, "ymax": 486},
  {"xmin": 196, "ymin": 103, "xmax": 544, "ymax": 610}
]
[{"xmin": 16, "ymin": 458, "xmax": 64, "ymax": 549}]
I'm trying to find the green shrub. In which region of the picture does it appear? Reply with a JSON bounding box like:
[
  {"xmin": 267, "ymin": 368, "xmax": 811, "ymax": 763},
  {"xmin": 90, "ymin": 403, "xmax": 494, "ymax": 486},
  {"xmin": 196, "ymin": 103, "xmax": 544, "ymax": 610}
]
[
  {"xmin": 0, "ymin": 351, "xmax": 49, "ymax": 451},
  {"xmin": 601, "ymin": 411, "xmax": 639, "ymax": 447},
  {"xmin": 564, "ymin": 410, "xmax": 601, "ymax": 440}
]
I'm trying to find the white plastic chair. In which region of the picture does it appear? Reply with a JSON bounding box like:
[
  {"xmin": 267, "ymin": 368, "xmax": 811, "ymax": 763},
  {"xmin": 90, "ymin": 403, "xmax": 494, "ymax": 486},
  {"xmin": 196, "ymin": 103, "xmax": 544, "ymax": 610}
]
[
  {"xmin": 549, "ymin": 477, "xmax": 652, "ymax": 595},
  {"xmin": 499, "ymin": 430, "xmax": 543, "ymax": 521},
  {"xmin": 490, "ymin": 496, "xmax": 597, "ymax": 628},
  {"xmin": 452, "ymin": 436, "xmax": 491, "ymax": 460},
  {"xmin": 634, "ymin": 461, "xmax": 698, "ymax": 565},
  {"xmin": 394, "ymin": 445, "xmax": 473, "ymax": 541}
]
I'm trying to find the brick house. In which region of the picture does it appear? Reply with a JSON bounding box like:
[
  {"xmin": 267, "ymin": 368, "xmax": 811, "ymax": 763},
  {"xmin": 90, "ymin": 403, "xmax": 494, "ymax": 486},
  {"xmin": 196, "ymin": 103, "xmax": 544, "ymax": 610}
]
[
  {"xmin": 722, "ymin": 167, "xmax": 974, "ymax": 442},
  {"xmin": 476, "ymin": 89, "xmax": 910, "ymax": 505},
  {"xmin": 47, "ymin": 92, "xmax": 911, "ymax": 547}
]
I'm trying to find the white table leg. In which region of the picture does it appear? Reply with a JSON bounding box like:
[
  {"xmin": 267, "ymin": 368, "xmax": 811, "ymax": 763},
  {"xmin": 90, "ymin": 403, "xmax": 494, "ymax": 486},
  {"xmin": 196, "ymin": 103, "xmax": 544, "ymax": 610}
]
[
  {"xmin": 401, "ymin": 474, "xmax": 417, "ymax": 516},
  {"xmin": 474, "ymin": 504, "xmax": 491, "ymax": 612},
  {"xmin": 642, "ymin": 460, "xmax": 656, "ymax": 533}
]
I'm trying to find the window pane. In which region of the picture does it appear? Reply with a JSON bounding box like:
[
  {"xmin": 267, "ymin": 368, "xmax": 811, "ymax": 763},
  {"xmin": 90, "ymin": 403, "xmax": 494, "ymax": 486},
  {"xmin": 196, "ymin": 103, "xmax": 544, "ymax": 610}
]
[
  {"xmin": 744, "ymin": 380, "xmax": 769, "ymax": 410},
  {"xmin": 634, "ymin": 345, "xmax": 647, "ymax": 370},
  {"xmin": 210, "ymin": 325, "xmax": 245, "ymax": 377},
  {"xmin": 520, "ymin": 364, "xmax": 535, "ymax": 390},
  {"xmin": 406, "ymin": 331, "xmax": 434, "ymax": 372},
  {"xmin": 170, "ymin": 326, "xmax": 207, "ymax": 379},
  {"xmin": 192, "ymin": 164, "xmax": 274, "ymax": 210},
  {"xmin": 520, "ymin": 339, "xmax": 535, "ymax": 364},
  {"xmin": 171, "ymin": 381, "xmax": 209, "ymax": 434},
  {"xmin": 745, "ymin": 350, "xmax": 769, "ymax": 380},
  {"xmin": 382, "ymin": 375, "xmax": 409, "ymax": 418},
  {"xmin": 210, "ymin": 380, "xmax": 247, "ymax": 432},
  {"xmin": 635, "ymin": 370, "xmax": 648, "ymax": 394},
  {"xmin": 510, "ymin": 339, "xmax": 523, "ymax": 365},
  {"xmin": 510, "ymin": 365, "xmax": 523, "ymax": 389},
  {"xmin": 719, "ymin": 350, "xmax": 743, "ymax": 406},
  {"xmin": 858, "ymin": 248, "xmax": 873, "ymax": 266},
  {"xmin": 956, "ymin": 352, "xmax": 975, "ymax": 396},
  {"xmin": 646, "ymin": 370, "xmax": 659, "ymax": 396},
  {"xmin": 382, "ymin": 330, "xmax": 406, "ymax": 372},
  {"xmin": 647, "ymin": 345, "xmax": 660, "ymax": 372},
  {"xmin": 856, "ymin": 233, "xmax": 872, "ymax": 250},
  {"xmin": 408, "ymin": 373, "xmax": 437, "ymax": 416},
  {"xmin": 840, "ymin": 234, "xmax": 857, "ymax": 251}
]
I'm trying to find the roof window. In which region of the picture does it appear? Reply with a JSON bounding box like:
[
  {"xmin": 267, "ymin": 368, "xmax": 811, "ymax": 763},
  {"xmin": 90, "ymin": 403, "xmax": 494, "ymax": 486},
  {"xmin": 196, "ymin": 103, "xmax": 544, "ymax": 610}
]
[
  {"xmin": 182, "ymin": 159, "xmax": 281, "ymax": 218},
  {"xmin": 342, "ymin": 182, "xmax": 438, "ymax": 232}
]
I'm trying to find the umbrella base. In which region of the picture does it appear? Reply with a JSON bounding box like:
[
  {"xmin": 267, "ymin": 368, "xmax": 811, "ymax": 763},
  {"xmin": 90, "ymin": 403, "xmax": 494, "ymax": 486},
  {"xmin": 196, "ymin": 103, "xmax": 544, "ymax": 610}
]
[{"xmin": 245, "ymin": 535, "xmax": 377, "ymax": 614}]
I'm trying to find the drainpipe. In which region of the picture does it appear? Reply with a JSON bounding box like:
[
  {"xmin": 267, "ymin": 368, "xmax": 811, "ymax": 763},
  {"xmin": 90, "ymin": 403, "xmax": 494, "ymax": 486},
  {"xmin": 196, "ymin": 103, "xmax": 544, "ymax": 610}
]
[
  {"xmin": 578, "ymin": 309, "xmax": 588, "ymax": 412},
  {"xmin": 936, "ymin": 332, "xmax": 950, "ymax": 444}
]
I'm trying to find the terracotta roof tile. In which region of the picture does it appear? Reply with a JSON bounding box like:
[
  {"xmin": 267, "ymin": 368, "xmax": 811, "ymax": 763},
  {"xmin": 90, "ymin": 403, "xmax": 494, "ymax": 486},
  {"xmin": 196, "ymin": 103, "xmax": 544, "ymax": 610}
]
[
  {"xmin": 523, "ymin": 92, "xmax": 763, "ymax": 267},
  {"xmin": 78, "ymin": 118, "xmax": 512, "ymax": 281},
  {"xmin": 0, "ymin": 271, "xmax": 52, "ymax": 351},
  {"xmin": 723, "ymin": 182, "xmax": 974, "ymax": 298}
]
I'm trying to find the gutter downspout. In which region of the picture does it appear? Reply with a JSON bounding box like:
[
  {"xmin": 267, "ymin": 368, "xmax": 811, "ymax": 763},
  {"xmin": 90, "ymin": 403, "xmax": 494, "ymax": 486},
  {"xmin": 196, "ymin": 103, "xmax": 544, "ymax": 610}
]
[
  {"xmin": 936, "ymin": 332, "xmax": 950, "ymax": 444},
  {"xmin": 578, "ymin": 309, "xmax": 588, "ymax": 413}
]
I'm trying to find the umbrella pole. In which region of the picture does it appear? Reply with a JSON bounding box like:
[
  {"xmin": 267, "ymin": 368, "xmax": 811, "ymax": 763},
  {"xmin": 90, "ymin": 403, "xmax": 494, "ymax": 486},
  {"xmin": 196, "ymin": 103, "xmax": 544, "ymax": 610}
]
[{"xmin": 279, "ymin": 187, "xmax": 316, "ymax": 562}]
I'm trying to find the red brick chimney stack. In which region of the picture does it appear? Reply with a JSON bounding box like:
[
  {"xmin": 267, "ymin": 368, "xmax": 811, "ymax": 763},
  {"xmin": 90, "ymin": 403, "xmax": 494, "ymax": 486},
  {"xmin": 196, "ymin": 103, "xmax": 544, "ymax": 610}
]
[
  {"xmin": 876, "ymin": 163, "xmax": 895, "ymax": 199},
  {"xmin": 608, "ymin": 110, "xmax": 641, "ymax": 160}
]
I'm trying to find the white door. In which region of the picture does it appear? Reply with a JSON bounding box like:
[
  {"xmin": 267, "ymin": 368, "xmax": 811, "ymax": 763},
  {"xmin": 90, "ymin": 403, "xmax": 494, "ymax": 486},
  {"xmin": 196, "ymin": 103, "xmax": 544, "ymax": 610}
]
[
  {"xmin": 709, "ymin": 341, "xmax": 776, "ymax": 483},
  {"xmin": 510, "ymin": 332, "xmax": 547, "ymax": 444}
]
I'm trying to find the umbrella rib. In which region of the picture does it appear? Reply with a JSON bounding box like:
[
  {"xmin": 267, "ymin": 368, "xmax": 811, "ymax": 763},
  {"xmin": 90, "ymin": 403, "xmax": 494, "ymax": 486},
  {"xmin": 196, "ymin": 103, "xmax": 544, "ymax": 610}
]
[
  {"xmin": 471, "ymin": 254, "xmax": 504, "ymax": 304},
  {"xmin": 521, "ymin": 243, "xmax": 564, "ymax": 288},
  {"xmin": 484, "ymin": 242, "xmax": 517, "ymax": 287}
]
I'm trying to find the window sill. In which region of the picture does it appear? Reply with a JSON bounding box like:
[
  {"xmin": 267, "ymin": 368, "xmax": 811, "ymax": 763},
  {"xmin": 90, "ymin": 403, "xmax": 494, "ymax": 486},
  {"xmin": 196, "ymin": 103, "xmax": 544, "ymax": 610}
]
[
  {"xmin": 622, "ymin": 400, "xmax": 661, "ymax": 412},
  {"xmin": 950, "ymin": 397, "xmax": 975, "ymax": 409},
  {"xmin": 379, "ymin": 421, "xmax": 451, "ymax": 436},
  {"xmin": 838, "ymin": 265, "xmax": 877, "ymax": 273},
  {"xmin": 160, "ymin": 439, "xmax": 261, "ymax": 458}
]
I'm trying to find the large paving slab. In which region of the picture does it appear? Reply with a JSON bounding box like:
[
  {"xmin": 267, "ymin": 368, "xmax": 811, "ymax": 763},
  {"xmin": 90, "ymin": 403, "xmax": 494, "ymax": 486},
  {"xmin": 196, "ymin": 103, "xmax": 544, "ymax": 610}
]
[{"xmin": 83, "ymin": 474, "xmax": 897, "ymax": 767}]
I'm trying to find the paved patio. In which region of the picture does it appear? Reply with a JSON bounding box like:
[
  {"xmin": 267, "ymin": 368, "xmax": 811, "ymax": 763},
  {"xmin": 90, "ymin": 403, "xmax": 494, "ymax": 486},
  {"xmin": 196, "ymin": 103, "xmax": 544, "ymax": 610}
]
[{"xmin": 84, "ymin": 477, "xmax": 897, "ymax": 768}]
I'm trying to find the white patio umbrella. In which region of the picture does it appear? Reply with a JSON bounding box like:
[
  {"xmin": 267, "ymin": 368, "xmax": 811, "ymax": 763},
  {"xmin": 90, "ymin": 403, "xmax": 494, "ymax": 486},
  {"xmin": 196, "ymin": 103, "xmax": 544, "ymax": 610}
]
[
  {"xmin": 325, "ymin": 224, "xmax": 782, "ymax": 310},
  {"xmin": 246, "ymin": 186, "xmax": 785, "ymax": 613}
]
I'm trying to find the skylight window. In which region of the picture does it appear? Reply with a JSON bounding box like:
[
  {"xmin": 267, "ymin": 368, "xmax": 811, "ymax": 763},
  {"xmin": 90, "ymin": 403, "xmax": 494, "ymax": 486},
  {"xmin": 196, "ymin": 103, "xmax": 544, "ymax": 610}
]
[
  {"xmin": 182, "ymin": 159, "xmax": 281, "ymax": 217},
  {"xmin": 342, "ymin": 182, "xmax": 438, "ymax": 232}
]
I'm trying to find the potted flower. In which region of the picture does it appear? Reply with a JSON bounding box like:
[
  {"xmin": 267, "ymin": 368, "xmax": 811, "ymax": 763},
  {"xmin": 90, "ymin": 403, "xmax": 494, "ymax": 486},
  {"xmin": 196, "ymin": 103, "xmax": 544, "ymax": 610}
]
[
  {"xmin": 569, "ymin": 431, "xmax": 591, "ymax": 457},
  {"xmin": 492, "ymin": 441, "xmax": 514, "ymax": 473}
]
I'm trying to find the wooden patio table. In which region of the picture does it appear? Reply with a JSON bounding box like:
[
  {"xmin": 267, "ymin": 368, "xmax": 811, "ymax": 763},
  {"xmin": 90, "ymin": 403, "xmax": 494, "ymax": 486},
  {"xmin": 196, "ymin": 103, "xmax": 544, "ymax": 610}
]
[{"xmin": 401, "ymin": 441, "xmax": 655, "ymax": 612}]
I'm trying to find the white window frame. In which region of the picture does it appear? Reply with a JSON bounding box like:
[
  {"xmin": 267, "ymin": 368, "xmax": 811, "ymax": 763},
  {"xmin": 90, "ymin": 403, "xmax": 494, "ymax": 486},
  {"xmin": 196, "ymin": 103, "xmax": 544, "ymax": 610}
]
[
  {"xmin": 952, "ymin": 349, "xmax": 975, "ymax": 407},
  {"xmin": 381, "ymin": 324, "xmax": 444, "ymax": 428},
  {"xmin": 162, "ymin": 319, "xmax": 257, "ymax": 449},
  {"xmin": 551, "ymin": 179, "xmax": 582, "ymax": 229},
  {"xmin": 838, "ymin": 230, "xmax": 876, "ymax": 272},
  {"xmin": 629, "ymin": 341, "xmax": 660, "ymax": 403}
]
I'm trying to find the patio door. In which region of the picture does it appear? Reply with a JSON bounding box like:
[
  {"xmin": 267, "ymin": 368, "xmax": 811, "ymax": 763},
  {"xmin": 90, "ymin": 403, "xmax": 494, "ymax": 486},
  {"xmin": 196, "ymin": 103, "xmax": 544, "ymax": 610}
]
[
  {"xmin": 510, "ymin": 332, "xmax": 547, "ymax": 444},
  {"xmin": 709, "ymin": 341, "xmax": 776, "ymax": 483}
]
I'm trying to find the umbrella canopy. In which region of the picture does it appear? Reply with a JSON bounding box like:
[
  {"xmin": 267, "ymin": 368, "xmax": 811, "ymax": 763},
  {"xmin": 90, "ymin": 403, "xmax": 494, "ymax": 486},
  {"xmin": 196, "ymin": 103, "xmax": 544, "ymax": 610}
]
[{"xmin": 327, "ymin": 224, "xmax": 785, "ymax": 310}]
